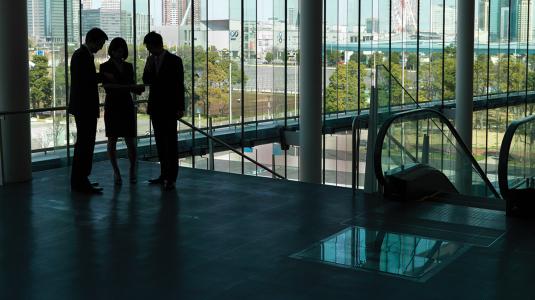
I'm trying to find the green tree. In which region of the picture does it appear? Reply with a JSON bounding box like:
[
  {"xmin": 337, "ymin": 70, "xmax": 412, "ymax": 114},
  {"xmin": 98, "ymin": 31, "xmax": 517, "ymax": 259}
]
[
  {"xmin": 325, "ymin": 61, "xmax": 368, "ymax": 113},
  {"xmin": 29, "ymin": 54, "xmax": 52, "ymax": 110},
  {"xmin": 390, "ymin": 52, "xmax": 401, "ymax": 66},
  {"xmin": 489, "ymin": 54, "xmax": 526, "ymax": 94},
  {"xmin": 366, "ymin": 52, "xmax": 384, "ymax": 68},
  {"xmin": 528, "ymin": 70, "xmax": 535, "ymax": 91},
  {"xmin": 136, "ymin": 44, "xmax": 249, "ymax": 119},
  {"xmin": 507, "ymin": 56, "xmax": 527, "ymax": 93},
  {"xmin": 406, "ymin": 53, "xmax": 418, "ymax": 70},
  {"xmin": 421, "ymin": 48, "xmax": 456, "ymax": 100},
  {"xmin": 473, "ymin": 54, "xmax": 490, "ymax": 96},
  {"xmin": 349, "ymin": 52, "xmax": 367, "ymax": 65},
  {"xmin": 53, "ymin": 61, "xmax": 67, "ymax": 106},
  {"xmin": 325, "ymin": 49, "xmax": 343, "ymax": 66},
  {"xmin": 191, "ymin": 47, "xmax": 248, "ymax": 118},
  {"xmin": 265, "ymin": 52, "xmax": 273, "ymax": 64}
]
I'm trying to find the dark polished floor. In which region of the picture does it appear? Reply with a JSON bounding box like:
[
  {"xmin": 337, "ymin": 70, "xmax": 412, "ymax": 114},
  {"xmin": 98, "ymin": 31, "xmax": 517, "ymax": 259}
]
[{"xmin": 1, "ymin": 160, "xmax": 535, "ymax": 299}]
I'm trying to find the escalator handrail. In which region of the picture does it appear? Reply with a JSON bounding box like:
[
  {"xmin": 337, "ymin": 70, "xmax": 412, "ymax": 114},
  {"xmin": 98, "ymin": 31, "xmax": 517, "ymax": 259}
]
[
  {"xmin": 498, "ymin": 114, "xmax": 535, "ymax": 195},
  {"xmin": 374, "ymin": 108, "xmax": 501, "ymax": 199}
]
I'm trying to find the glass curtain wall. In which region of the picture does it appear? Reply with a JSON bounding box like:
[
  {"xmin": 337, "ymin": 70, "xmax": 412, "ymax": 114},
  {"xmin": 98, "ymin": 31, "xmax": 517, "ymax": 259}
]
[{"xmin": 24, "ymin": 0, "xmax": 535, "ymax": 188}]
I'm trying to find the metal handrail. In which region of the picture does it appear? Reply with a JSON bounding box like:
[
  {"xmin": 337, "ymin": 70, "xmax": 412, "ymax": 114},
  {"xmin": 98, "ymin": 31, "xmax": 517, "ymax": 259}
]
[
  {"xmin": 0, "ymin": 106, "xmax": 68, "ymax": 116},
  {"xmin": 351, "ymin": 115, "xmax": 365, "ymax": 191},
  {"xmin": 178, "ymin": 119, "xmax": 285, "ymax": 179},
  {"xmin": 498, "ymin": 114, "xmax": 535, "ymax": 197},
  {"xmin": 374, "ymin": 108, "xmax": 501, "ymax": 199},
  {"xmin": 0, "ymin": 105, "xmax": 286, "ymax": 184},
  {"xmin": 0, "ymin": 107, "xmax": 57, "ymax": 185}
]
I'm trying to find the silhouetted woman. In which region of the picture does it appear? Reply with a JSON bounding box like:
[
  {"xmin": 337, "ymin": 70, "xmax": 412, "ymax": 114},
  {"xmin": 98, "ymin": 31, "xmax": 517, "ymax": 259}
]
[{"xmin": 101, "ymin": 37, "xmax": 144, "ymax": 184}]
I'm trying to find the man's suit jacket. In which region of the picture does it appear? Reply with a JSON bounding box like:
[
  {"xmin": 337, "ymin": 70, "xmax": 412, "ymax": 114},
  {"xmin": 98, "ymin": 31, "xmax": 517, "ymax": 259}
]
[
  {"xmin": 142, "ymin": 51, "xmax": 185, "ymax": 117},
  {"xmin": 68, "ymin": 46, "xmax": 101, "ymax": 118}
]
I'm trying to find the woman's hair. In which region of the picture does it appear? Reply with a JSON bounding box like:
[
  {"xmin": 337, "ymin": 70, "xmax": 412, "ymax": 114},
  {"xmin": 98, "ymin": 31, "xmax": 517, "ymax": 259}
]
[{"xmin": 108, "ymin": 37, "xmax": 129, "ymax": 60}]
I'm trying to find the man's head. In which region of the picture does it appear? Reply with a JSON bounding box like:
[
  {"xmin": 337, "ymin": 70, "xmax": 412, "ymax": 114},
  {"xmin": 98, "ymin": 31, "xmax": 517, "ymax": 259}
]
[
  {"xmin": 143, "ymin": 31, "xmax": 164, "ymax": 56},
  {"xmin": 85, "ymin": 28, "xmax": 108, "ymax": 54}
]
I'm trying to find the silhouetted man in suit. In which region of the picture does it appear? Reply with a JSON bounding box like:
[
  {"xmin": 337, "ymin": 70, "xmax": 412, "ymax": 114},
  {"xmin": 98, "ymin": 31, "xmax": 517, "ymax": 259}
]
[
  {"xmin": 68, "ymin": 28, "xmax": 108, "ymax": 194},
  {"xmin": 143, "ymin": 31, "xmax": 185, "ymax": 191}
]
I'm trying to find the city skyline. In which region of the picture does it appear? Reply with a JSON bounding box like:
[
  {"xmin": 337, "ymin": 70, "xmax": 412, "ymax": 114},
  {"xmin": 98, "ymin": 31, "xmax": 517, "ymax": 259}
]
[{"xmin": 25, "ymin": 0, "xmax": 535, "ymax": 47}]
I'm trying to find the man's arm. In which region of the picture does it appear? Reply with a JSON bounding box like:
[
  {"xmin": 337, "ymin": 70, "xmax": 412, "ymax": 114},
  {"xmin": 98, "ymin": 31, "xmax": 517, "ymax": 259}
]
[
  {"xmin": 68, "ymin": 50, "xmax": 85, "ymax": 115},
  {"xmin": 70, "ymin": 51, "xmax": 85, "ymax": 95},
  {"xmin": 177, "ymin": 57, "xmax": 185, "ymax": 113},
  {"xmin": 142, "ymin": 56, "xmax": 155, "ymax": 85}
]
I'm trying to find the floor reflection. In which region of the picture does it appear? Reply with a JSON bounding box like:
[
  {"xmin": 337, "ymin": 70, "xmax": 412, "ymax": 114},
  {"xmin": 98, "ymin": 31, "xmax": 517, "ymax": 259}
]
[{"xmin": 293, "ymin": 226, "xmax": 469, "ymax": 281}]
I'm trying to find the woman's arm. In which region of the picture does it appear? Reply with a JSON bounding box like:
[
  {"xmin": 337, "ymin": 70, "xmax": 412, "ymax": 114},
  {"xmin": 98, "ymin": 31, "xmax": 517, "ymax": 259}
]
[{"xmin": 128, "ymin": 63, "xmax": 145, "ymax": 95}]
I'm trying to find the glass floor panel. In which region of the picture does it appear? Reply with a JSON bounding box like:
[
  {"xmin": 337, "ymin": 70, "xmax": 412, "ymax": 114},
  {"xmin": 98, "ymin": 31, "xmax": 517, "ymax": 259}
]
[{"xmin": 292, "ymin": 226, "xmax": 469, "ymax": 282}]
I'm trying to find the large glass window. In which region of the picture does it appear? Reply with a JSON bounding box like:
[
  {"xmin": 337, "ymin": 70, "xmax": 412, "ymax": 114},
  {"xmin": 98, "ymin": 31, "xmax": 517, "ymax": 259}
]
[{"xmin": 24, "ymin": 0, "xmax": 535, "ymax": 188}]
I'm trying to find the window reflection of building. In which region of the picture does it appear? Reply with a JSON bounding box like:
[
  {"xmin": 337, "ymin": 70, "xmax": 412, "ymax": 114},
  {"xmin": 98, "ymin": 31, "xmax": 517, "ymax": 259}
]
[{"xmin": 318, "ymin": 227, "xmax": 464, "ymax": 278}]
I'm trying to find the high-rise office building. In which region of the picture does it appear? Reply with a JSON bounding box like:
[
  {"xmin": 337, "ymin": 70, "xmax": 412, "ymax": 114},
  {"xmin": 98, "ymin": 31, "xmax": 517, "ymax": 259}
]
[
  {"xmin": 27, "ymin": 0, "xmax": 46, "ymax": 41},
  {"xmin": 27, "ymin": 0, "xmax": 74, "ymax": 43},
  {"xmin": 137, "ymin": 11, "xmax": 150, "ymax": 40},
  {"xmin": 428, "ymin": 3, "xmax": 456, "ymax": 39},
  {"xmin": 288, "ymin": 7, "xmax": 298, "ymax": 27},
  {"xmin": 81, "ymin": 0, "xmax": 92, "ymax": 10},
  {"xmin": 479, "ymin": 0, "xmax": 490, "ymax": 31},
  {"xmin": 490, "ymin": 0, "xmax": 511, "ymax": 41},
  {"xmin": 510, "ymin": 0, "xmax": 520, "ymax": 41},
  {"xmin": 501, "ymin": 7, "xmax": 510, "ymax": 41},
  {"xmin": 72, "ymin": 1, "xmax": 79, "ymax": 41},
  {"xmin": 517, "ymin": 0, "xmax": 531, "ymax": 42},
  {"xmin": 365, "ymin": 18, "xmax": 379, "ymax": 34},
  {"xmin": 48, "ymin": 0, "xmax": 71, "ymax": 41},
  {"xmin": 163, "ymin": 0, "xmax": 200, "ymax": 26},
  {"xmin": 163, "ymin": 0, "xmax": 179, "ymax": 25},
  {"xmin": 444, "ymin": 4, "xmax": 456, "ymax": 38},
  {"xmin": 102, "ymin": 0, "xmax": 120, "ymax": 10},
  {"xmin": 81, "ymin": 8, "xmax": 129, "ymax": 42}
]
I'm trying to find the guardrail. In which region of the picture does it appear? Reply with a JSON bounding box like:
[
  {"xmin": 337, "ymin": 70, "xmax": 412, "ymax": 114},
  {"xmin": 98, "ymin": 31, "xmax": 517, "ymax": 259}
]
[{"xmin": 0, "ymin": 104, "xmax": 286, "ymax": 185}]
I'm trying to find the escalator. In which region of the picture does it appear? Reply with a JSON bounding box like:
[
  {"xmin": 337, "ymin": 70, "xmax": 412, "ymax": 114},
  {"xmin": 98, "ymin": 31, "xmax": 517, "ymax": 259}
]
[
  {"xmin": 498, "ymin": 114, "xmax": 535, "ymax": 216},
  {"xmin": 373, "ymin": 108, "xmax": 502, "ymax": 207},
  {"xmin": 355, "ymin": 65, "xmax": 501, "ymax": 207}
]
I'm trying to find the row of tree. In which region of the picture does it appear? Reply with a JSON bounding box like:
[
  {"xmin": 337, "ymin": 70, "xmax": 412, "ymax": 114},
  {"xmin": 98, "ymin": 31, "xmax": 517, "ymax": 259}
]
[
  {"xmin": 29, "ymin": 44, "xmax": 535, "ymax": 118},
  {"xmin": 324, "ymin": 46, "xmax": 535, "ymax": 113}
]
